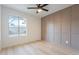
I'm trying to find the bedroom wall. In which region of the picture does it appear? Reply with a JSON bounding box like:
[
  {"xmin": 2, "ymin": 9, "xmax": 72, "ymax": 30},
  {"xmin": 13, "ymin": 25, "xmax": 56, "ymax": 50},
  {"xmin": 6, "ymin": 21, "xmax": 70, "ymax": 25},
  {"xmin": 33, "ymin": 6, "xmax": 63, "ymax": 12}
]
[
  {"xmin": 1, "ymin": 6, "xmax": 41, "ymax": 48},
  {"xmin": 0, "ymin": 5, "xmax": 1, "ymax": 50},
  {"xmin": 71, "ymin": 5, "xmax": 79, "ymax": 49},
  {"xmin": 41, "ymin": 4, "xmax": 79, "ymax": 50}
]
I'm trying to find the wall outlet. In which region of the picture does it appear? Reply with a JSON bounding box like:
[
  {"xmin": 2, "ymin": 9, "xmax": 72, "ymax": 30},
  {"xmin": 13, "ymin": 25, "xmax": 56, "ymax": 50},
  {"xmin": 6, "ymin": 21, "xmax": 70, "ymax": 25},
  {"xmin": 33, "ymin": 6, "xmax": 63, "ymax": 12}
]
[{"xmin": 65, "ymin": 41, "xmax": 68, "ymax": 44}]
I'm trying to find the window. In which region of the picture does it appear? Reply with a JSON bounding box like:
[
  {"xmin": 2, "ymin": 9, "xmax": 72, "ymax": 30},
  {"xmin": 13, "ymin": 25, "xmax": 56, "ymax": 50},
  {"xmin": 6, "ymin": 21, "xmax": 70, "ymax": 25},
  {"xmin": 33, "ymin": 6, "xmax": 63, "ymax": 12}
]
[{"xmin": 8, "ymin": 16, "xmax": 27, "ymax": 36}]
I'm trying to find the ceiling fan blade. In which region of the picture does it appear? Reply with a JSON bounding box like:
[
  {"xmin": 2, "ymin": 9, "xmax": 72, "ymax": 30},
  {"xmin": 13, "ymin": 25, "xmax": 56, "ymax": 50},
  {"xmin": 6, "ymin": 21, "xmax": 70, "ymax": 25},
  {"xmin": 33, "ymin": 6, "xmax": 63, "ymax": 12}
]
[
  {"xmin": 36, "ymin": 4, "xmax": 41, "ymax": 7},
  {"xmin": 41, "ymin": 4, "xmax": 48, "ymax": 7},
  {"xmin": 27, "ymin": 7, "xmax": 38, "ymax": 9},
  {"xmin": 41, "ymin": 8, "xmax": 48, "ymax": 11}
]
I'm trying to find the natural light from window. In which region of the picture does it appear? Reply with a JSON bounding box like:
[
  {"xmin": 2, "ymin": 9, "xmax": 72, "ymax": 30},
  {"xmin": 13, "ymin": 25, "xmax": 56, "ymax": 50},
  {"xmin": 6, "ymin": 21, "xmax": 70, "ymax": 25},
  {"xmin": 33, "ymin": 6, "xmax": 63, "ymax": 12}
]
[{"xmin": 8, "ymin": 16, "xmax": 27, "ymax": 36}]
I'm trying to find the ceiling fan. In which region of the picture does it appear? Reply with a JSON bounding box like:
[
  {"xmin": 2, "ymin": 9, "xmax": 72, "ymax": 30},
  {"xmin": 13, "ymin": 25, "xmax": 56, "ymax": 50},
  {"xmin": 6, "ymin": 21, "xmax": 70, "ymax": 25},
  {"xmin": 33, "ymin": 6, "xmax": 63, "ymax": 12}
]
[{"xmin": 27, "ymin": 4, "xmax": 48, "ymax": 13}]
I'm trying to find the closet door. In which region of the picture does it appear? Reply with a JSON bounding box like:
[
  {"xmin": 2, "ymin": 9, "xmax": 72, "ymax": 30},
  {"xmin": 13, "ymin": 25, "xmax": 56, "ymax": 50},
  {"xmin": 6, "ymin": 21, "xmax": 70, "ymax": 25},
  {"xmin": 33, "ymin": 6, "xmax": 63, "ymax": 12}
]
[
  {"xmin": 61, "ymin": 7, "xmax": 71, "ymax": 48},
  {"xmin": 71, "ymin": 5, "xmax": 79, "ymax": 49},
  {"xmin": 41, "ymin": 18, "xmax": 45, "ymax": 40},
  {"xmin": 46, "ymin": 15, "xmax": 55, "ymax": 43},
  {"xmin": 54, "ymin": 12, "xmax": 62, "ymax": 45},
  {"xmin": 0, "ymin": 5, "xmax": 1, "ymax": 50},
  {"xmin": 41, "ymin": 17, "xmax": 47, "ymax": 40}
]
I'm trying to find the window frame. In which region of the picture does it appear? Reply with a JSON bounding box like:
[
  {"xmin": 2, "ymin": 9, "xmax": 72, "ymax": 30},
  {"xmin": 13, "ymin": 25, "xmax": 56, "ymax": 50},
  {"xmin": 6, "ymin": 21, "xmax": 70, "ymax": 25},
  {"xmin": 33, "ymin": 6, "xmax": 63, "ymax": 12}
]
[{"xmin": 8, "ymin": 16, "xmax": 27, "ymax": 37}]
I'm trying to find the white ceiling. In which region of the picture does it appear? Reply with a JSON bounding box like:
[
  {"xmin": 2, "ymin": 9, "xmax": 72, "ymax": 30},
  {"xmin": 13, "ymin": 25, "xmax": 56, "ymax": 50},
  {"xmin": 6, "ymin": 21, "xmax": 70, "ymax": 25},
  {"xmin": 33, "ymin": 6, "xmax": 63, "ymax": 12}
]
[{"xmin": 3, "ymin": 4, "xmax": 73, "ymax": 18}]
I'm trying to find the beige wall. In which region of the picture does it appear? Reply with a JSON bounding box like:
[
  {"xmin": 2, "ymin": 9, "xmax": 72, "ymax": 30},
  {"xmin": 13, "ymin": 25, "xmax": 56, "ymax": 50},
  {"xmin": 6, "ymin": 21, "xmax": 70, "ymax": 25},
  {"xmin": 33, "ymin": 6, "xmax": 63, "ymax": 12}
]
[
  {"xmin": 71, "ymin": 5, "xmax": 79, "ymax": 49},
  {"xmin": 41, "ymin": 5, "xmax": 79, "ymax": 50},
  {"xmin": 0, "ymin": 5, "xmax": 1, "ymax": 50},
  {"xmin": 1, "ymin": 6, "xmax": 41, "ymax": 48}
]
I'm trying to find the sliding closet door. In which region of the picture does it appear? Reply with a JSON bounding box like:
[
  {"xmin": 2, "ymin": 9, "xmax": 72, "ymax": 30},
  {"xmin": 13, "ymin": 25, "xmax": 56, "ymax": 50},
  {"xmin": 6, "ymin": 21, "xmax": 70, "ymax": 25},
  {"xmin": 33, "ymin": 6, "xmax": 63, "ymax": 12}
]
[
  {"xmin": 61, "ymin": 7, "xmax": 71, "ymax": 47},
  {"xmin": 46, "ymin": 15, "xmax": 55, "ymax": 43},
  {"xmin": 41, "ymin": 17, "xmax": 48, "ymax": 40},
  {"xmin": 71, "ymin": 5, "xmax": 79, "ymax": 49},
  {"xmin": 54, "ymin": 12, "xmax": 62, "ymax": 45},
  {"xmin": 42, "ymin": 15, "xmax": 55, "ymax": 43},
  {"xmin": 0, "ymin": 5, "xmax": 1, "ymax": 50},
  {"xmin": 41, "ymin": 17, "xmax": 45, "ymax": 40}
]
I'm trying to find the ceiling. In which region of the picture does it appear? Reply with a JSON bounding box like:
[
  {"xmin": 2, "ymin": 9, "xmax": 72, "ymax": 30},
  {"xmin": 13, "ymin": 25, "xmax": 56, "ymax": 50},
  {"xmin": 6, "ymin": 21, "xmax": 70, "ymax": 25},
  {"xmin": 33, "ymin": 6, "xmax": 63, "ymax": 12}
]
[{"xmin": 3, "ymin": 4, "xmax": 73, "ymax": 18}]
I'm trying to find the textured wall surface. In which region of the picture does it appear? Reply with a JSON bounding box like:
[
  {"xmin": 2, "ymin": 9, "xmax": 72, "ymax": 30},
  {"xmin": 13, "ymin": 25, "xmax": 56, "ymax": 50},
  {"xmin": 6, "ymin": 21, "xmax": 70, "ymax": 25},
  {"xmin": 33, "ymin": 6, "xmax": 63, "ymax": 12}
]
[
  {"xmin": 41, "ymin": 5, "xmax": 79, "ymax": 50},
  {"xmin": 0, "ymin": 5, "xmax": 1, "ymax": 50},
  {"xmin": 1, "ymin": 6, "xmax": 41, "ymax": 48}
]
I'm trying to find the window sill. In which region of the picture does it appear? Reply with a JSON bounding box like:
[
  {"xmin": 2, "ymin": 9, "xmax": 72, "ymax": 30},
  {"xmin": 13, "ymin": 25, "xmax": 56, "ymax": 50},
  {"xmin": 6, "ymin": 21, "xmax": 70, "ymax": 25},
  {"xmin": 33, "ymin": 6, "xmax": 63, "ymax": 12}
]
[{"xmin": 9, "ymin": 34, "xmax": 27, "ymax": 37}]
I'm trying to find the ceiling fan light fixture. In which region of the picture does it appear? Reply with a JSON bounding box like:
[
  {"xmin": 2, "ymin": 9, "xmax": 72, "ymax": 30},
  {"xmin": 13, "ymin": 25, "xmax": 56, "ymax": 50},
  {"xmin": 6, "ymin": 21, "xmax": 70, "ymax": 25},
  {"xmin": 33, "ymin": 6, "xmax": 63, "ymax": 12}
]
[
  {"xmin": 37, "ymin": 9, "xmax": 42, "ymax": 13},
  {"xmin": 27, "ymin": 4, "xmax": 48, "ymax": 13}
]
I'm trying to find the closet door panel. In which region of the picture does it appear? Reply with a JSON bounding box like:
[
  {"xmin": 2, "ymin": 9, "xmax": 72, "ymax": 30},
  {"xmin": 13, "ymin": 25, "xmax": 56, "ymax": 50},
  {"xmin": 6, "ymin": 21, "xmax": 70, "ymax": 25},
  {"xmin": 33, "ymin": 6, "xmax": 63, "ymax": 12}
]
[
  {"xmin": 54, "ymin": 12, "xmax": 62, "ymax": 45},
  {"xmin": 41, "ymin": 17, "xmax": 47, "ymax": 40},
  {"xmin": 71, "ymin": 5, "xmax": 79, "ymax": 49},
  {"xmin": 61, "ymin": 7, "xmax": 71, "ymax": 47},
  {"xmin": 46, "ymin": 15, "xmax": 55, "ymax": 43}
]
